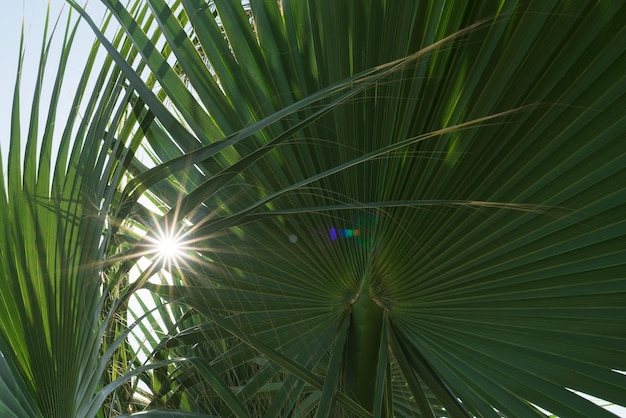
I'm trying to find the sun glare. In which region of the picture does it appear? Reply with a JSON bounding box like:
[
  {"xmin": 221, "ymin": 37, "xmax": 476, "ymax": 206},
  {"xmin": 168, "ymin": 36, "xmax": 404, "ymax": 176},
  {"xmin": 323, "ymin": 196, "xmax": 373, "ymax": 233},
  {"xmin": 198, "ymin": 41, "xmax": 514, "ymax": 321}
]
[{"xmin": 157, "ymin": 235, "xmax": 182, "ymax": 262}]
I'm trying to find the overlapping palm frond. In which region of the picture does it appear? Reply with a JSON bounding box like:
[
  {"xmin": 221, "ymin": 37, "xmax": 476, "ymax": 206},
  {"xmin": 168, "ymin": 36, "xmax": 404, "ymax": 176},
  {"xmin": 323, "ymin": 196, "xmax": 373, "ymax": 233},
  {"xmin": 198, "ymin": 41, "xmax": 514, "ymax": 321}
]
[
  {"xmin": 85, "ymin": 1, "xmax": 626, "ymax": 416},
  {"xmin": 0, "ymin": 4, "xmax": 178, "ymax": 417},
  {"xmin": 2, "ymin": 0, "xmax": 625, "ymax": 417},
  {"xmin": 68, "ymin": 0, "xmax": 625, "ymax": 416}
]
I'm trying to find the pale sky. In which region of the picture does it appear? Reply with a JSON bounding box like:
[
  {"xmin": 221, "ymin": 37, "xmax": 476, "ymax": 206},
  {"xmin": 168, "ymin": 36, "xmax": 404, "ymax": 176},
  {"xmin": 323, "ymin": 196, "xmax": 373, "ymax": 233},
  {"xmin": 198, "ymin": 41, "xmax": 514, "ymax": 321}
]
[{"xmin": 0, "ymin": 0, "xmax": 107, "ymax": 163}]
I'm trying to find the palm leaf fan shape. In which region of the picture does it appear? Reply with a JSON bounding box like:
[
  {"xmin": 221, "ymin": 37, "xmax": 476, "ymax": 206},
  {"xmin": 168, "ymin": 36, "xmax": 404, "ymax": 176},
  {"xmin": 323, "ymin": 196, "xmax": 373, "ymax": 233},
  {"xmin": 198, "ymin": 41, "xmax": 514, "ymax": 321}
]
[{"xmin": 67, "ymin": 0, "xmax": 625, "ymax": 416}]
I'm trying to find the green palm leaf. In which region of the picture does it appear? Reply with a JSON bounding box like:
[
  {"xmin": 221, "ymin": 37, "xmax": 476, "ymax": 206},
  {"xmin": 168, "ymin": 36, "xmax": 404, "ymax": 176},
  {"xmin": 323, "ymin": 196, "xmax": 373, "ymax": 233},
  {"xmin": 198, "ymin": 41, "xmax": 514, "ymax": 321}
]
[
  {"xmin": 70, "ymin": 0, "xmax": 625, "ymax": 416},
  {"xmin": 0, "ymin": 4, "xmax": 187, "ymax": 417},
  {"xmin": 4, "ymin": 0, "xmax": 623, "ymax": 416}
]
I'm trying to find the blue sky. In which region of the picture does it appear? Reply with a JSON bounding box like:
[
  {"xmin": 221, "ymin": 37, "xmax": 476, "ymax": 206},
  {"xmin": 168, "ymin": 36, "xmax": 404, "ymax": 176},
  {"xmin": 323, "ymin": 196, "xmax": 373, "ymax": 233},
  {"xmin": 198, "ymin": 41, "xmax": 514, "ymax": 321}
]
[{"xmin": 0, "ymin": 0, "xmax": 107, "ymax": 163}]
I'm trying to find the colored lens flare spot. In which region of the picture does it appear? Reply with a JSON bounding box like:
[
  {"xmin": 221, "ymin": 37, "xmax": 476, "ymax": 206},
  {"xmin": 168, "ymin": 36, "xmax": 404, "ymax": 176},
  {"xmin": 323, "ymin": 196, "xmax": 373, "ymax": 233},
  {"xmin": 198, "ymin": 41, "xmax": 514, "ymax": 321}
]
[{"xmin": 329, "ymin": 228, "xmax": 360, "ymax": 241}]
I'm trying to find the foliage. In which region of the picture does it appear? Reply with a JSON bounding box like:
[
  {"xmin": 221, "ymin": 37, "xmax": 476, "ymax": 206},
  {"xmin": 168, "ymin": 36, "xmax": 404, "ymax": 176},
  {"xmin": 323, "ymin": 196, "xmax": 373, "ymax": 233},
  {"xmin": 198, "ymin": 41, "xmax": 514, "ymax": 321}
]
[{"xmin": 1, "ymin": 0, "xmax": 625, "ymax": 417}]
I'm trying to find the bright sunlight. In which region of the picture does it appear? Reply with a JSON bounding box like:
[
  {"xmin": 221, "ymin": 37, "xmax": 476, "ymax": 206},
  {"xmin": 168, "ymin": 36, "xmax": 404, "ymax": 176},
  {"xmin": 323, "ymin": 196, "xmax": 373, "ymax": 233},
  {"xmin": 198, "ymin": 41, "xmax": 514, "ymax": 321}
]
[{"xmin": 157, "ymin": 235, "xmax": 182, "ymax": 262}]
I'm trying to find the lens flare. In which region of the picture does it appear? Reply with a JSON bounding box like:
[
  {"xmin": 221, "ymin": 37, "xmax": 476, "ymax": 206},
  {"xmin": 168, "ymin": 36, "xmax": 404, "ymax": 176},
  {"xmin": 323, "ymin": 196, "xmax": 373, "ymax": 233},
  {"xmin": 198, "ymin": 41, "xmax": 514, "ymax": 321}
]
[
  {"xmin": 157, "ymin": 235, "xmax": 182, "ymax": 261},
  {"xmin": 329, "ymin": 228, "xmax": 361, "ymax": 241}
]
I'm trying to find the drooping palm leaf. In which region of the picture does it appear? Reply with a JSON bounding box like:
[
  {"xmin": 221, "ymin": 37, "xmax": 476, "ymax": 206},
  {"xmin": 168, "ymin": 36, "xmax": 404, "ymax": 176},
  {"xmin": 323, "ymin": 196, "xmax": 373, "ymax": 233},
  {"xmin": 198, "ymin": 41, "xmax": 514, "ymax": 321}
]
[{"xmin": 64, "ymin": 0, "xmax": 626, "ymax": 416}]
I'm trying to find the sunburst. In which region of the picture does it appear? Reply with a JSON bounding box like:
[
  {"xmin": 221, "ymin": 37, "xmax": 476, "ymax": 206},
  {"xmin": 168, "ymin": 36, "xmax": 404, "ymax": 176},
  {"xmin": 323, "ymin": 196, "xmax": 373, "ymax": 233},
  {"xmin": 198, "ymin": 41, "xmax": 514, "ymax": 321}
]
[{"xmin": 156, "ymin": 233, "xmax": 182, "ymax": 263}]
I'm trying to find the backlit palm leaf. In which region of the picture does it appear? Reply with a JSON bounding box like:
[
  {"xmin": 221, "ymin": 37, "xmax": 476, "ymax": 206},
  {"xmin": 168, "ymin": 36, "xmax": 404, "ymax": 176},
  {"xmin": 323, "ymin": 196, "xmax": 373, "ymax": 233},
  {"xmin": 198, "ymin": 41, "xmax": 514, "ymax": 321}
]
[
  {"xmin": 0, "ymin": 5, "xmax": 184, "ymax": 417},
  {"xmin": 69, "ymin": 0, "xmax": 626, "ymax": 416},
  {"xmin": 6, "ymin": 0, "xmax": 625, "ymax": 416}
]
